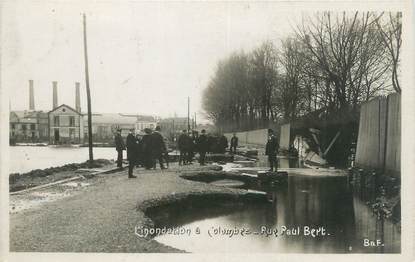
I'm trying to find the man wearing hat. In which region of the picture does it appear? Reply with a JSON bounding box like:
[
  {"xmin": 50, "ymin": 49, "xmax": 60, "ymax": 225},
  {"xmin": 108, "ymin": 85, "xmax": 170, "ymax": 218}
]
[
  {"xmin": 141, "ymin": 128, "xmax": 154, "ymax": 169},
  {"xmin": 114, "ymin": 129, "xmax": 125, "ymax": 168},
  {"xmin": 196, "ymin": 129, "xmax": 209, "ymax": 166},
  {"xmin": 177, "ymin": 129, "xmax": 189, "ymax": 165},
  {"xmin": 265, "ymin": 128, "xmax": 279, "ymax": 172},
  {"xmin": 230, "ymin": 133, "xmax": 238, "ymax": 154},
  {"xmin": 151, "ymin": 126, "xmax": 167, "ymax": 170},
  {"xmin": 126, "ymin": 129, "xmax": 138, "ymax": 178}
]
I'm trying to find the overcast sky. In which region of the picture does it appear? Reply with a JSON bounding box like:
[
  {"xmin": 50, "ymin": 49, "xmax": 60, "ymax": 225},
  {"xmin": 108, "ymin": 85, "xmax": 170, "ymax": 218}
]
[{"xmin": 1, "ymin": 1, "xmax": 303, "ymax": 122}]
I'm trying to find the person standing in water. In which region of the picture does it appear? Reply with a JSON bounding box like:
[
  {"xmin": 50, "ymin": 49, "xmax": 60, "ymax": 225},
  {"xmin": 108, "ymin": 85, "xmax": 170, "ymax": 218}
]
[
  {"xmin": 230, "ymin": 133, "xmax": 238, "ymax": 154},
  {"xmin": 265, "ymin": 129, "xmax": 279, "ymax": 172}
]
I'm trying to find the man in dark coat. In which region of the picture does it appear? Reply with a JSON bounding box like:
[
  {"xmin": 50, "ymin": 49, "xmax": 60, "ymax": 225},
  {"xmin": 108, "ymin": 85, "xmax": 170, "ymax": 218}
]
[
  {"xmin": 177, "ymin": 130, "xmax": 189, "ymax": 165},
  {"xmin": 135, "ymin": 133, "xmax": 144, "ymax": 167},
  {"xmin": 114, "ymin": 129, "xmax": 125, "ymax": 168},
  {"xmin": 265, "ymin": 129, "xmax": 279, "ymax": 172},
  {"xmin": 187, "ymin": 133, "xmax": 196, "ymax": 164},
  {"xmin": 218, "ymin": 134, "xmax": 228, "ymax": 154},
  {"xmin": 151, "ymin": 126, "xmax": 167, "ymax": 170},
  {"xmin": 126, "ymin": 129, "xmax": 137, "ymax": 178},
  {"xmin": 230, "ymin": 133, "xmax": 238, "ymax": 154},
  {"xmin": 196, "ymin": 129, "xmax": 209, "ymax": 166},
  {"xmin": 162, "ymin": 137, "xmax": 170, "ymax": 168},
  {"xmin": 207, "ymin": 135, "xmax": 215, "ymax": 153},
  {"xmin": 140, "ymin": 128, "xmax": 153, "ymax": 169}
]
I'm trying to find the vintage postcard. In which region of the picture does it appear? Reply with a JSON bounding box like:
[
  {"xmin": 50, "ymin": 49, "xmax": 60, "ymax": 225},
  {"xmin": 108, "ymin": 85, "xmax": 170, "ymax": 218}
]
[{"xmin": 0, "ymin": 0, "xmax": 414, "ymax": 261}]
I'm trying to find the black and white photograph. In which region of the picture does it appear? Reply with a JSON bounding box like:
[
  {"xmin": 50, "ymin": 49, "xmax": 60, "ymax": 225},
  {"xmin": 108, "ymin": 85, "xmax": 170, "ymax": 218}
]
[{"xmin": 0, "ymin": 0, "xmax": 414, "ymax": 261}]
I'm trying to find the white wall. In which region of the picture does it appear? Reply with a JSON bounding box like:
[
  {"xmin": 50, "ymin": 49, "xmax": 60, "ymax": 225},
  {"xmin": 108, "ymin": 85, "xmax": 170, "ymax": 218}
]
[{"xmin": 225, "ymin": 128, "xmax": 268, "ymax": 146}]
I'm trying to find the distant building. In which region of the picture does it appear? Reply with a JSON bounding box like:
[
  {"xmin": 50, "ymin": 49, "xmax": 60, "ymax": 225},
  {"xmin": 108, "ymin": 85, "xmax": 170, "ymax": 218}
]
[
  {"xmin": 10, "ymin": 111, "xmax": 49, "ymax": 143},
  {"xmin": 82, "ymin": 113, "xmax": 157, "ymax": 142},
  {"xmin": 135, "ymin": 115, "xmax": 158, "ymax": 132},
  {"xmin": 48, "ymin": 104, "xmax": 83, "ymax": 144},
  {"xmin": 158, "ymin": 117, "xmax": 195, "ymax": 141},
  {"xmin": 9, "ymin": 80, "xmax": 49, "ymax": 144},
  {"xmin": 10, "ymin": 80, "xmax": 160, "ymax": 145}
]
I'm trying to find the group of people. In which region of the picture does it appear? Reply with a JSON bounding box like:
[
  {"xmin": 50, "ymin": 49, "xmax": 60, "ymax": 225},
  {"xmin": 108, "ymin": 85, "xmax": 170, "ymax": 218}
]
[
  {"xmin": 177, "ymin": 130, "xmax": 240, "ymax": 165},
  {"xmin": 177, "ymin": 129, "xmax": 210, "ymax": 166},
  {"xmin": 115, "ymin": 126, "xmax": 279, "ymax": 178},
  {"xmin": 115, "ymin": 126, "xmax": 168, "ymax": 178}
]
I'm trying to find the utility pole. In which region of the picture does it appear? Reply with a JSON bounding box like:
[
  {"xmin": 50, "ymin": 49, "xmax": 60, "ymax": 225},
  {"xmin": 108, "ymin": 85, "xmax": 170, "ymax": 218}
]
[
  {"xmin": 172, "ymin": 119, "xmax": 175, "ymax": 142},
  {"xmin": 187, "ymin": 96, "xmax": 190, "ymax": 133},
  {"xmin": 83, "ymin": 13, "xmax": 93, "ymax": 162}
]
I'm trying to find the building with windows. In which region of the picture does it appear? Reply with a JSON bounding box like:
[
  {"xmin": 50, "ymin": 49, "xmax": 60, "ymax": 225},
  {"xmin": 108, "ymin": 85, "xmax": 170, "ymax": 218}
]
[
  {"xmin": 82, "ymin": 113, "xmax": 158, "ymax": 142},
  {"xmin": 48, "ymin": 104, "xmax": 83, "ymax": 144},
  {"xmin": 10, "ymin": 111, "xmax": 49, "ymax": 143},
  {"xmin": 9, "ymin": 79, "xmax": 160, "ymax": 145}
]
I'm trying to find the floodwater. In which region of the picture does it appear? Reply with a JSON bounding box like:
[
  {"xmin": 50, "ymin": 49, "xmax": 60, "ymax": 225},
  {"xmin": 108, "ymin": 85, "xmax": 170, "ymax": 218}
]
[
  {"xmin": 9, "ymin": 146, "xmax": 117, "ymax": 174},
  {"xmin": 155, "ymin": 166, "xmax": 400, "ymax": 253}
]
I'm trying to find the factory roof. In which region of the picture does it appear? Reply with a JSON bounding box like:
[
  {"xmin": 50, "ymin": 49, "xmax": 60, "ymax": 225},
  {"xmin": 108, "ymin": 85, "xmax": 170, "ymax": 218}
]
[
  {"xmin": 10, "ymin": 110, "xmax": 48, "ymax": 123},
  {"xmin": 82, "ymin": 113, "xmax": 157, "ymax": 125}
]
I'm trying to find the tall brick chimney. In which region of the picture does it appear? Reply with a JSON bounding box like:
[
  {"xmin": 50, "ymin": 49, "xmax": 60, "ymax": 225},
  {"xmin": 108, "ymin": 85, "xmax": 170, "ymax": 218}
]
[
  {"xmin": 29, "ymin": 80, "xmax": 35, "ymax": 110},
  {"xmin": 75, "ymin": 82, "xmax": 81, "ymax": 112},
  {"xmin": 52, "ymin": 81, "xmax": 58, "ymax": 109}
]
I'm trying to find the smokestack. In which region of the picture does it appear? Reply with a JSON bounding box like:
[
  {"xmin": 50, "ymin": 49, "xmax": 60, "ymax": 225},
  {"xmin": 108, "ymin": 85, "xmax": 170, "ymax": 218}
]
[
  {"xmin": 52, "ymin": 81, "xmax": 58, "ymax": 109},
  {"xmin": 29, "ymin": 80, "xmax": 35, "ymax": 110},
  {"xmin": 75, "ymin": 82, "xmax": 81, "ymax": 112}
]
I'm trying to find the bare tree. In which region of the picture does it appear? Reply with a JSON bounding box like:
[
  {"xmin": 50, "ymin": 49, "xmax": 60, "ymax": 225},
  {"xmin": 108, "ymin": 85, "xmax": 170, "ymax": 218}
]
[
  {"xmin": 249, "ymin": 41, "xmax": 279, "ymax": 124},
  {"xmin": 295, "ymin": 12, "xmax": 393, "ymax": 113},
  {"xmin": 374, "ymin": 12, "xmax": 402, "ymax": 93},
  {"xmin": 277, "ymin": 37, "xmax": 307, "ymax": 121},
  {"xmin": 202, "ymin": 11, "xmax": 399, "ymax": 132}
]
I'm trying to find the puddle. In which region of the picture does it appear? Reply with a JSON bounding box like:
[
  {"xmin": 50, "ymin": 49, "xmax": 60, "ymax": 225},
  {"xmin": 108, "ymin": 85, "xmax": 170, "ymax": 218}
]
[{"xmin": 154, "ymin": 175, "xmax": 400, "ymax": 253}]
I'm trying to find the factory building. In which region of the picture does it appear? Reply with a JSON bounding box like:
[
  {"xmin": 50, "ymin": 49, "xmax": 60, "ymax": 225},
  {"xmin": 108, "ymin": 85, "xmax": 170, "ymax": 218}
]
[
  {"xmin": 49, "ymin": 104, "xmax": 83, "ymax": 144},
  {"xmin": 10, "ymin": 80, "xmax": 160, "ymax": 145},
  {"xmin": 9, "ymin": 80, "xmax": 49, "ymax": 144},
  {"xmin": 9, "ymin": 110, "xmax": 48, "ymax": 143},
  {"xmin": 47, "ymin": 82, "xmax": 85, "ymax": 145}
]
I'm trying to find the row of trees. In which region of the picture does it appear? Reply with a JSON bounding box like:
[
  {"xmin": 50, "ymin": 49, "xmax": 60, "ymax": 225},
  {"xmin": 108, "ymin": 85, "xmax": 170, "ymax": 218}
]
[{"xmin": 203, "ymin": 12, "xmax": 401, "ymax": 132}]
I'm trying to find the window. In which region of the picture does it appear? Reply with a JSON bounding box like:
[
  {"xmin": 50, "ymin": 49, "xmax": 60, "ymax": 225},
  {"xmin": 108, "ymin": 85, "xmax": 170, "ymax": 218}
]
[
  {"xmin": 69, "ymin": 116, "xmax": 75, "ymax": 127},
  {"xmin": 30, "ymin": 124, "xmax": 35, "ymax": 130},
  {"xmin": 69, "ymin": 129, "xmax": 75, "ymax": 138},
  {"xmin": 11, "ymin": 124, "xmax": 15, "ymax": 129},
  {"xmin": 54, "ymin": 116, "xmax": 60, "ymax": 126},
  {"xmin": 22, "ymin": 124, "xmax": 27, "ymax": 131}
]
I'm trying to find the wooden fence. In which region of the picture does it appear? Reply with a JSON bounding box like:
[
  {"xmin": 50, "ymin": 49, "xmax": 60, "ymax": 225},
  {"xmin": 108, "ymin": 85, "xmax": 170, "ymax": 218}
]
[
  {"xmin": 355, "ymin": 93, "xmax": 400, "ymax": 176},
  {"xmin": 279, "ymin": 124, "xmax": 291, "ymax": 150}
]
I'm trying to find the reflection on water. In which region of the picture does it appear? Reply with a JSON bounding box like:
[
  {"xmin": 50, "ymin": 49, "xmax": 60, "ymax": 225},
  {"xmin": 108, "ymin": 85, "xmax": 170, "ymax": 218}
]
[
  {"xmin": 254, "ymin": 155, "xmax": 303, "ymax": 169},
  {"xmin": 9, "ymin": 146, "xmax": 116, "ymax": 174},
  {"xmin": 154, "ymin": 175, "xmax": 400, "ymax": 253}
]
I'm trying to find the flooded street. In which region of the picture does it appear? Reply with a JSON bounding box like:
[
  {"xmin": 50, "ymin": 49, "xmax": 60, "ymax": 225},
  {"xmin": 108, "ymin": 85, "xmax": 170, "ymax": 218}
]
[
  {"xmin": 9, "ymin": 146, "xmax": 116, "ymax": 174},
  {"xmin": 9, "ymin": 147, "xmax": 400, "ymax": 253},
  {"xmin": 154, "ymin": 158, "xmax": 400, "ymax": 253}
]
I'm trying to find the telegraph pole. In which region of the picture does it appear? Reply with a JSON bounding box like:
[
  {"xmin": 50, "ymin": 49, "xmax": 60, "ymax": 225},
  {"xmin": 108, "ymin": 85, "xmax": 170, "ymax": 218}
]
[
  {"xmin": 187, "ymin": 97, "xmax": 190, "ymax": 133},
  {"xmin": 83, "ymin": 13, "xmax": 93, "ymax": 161}
]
